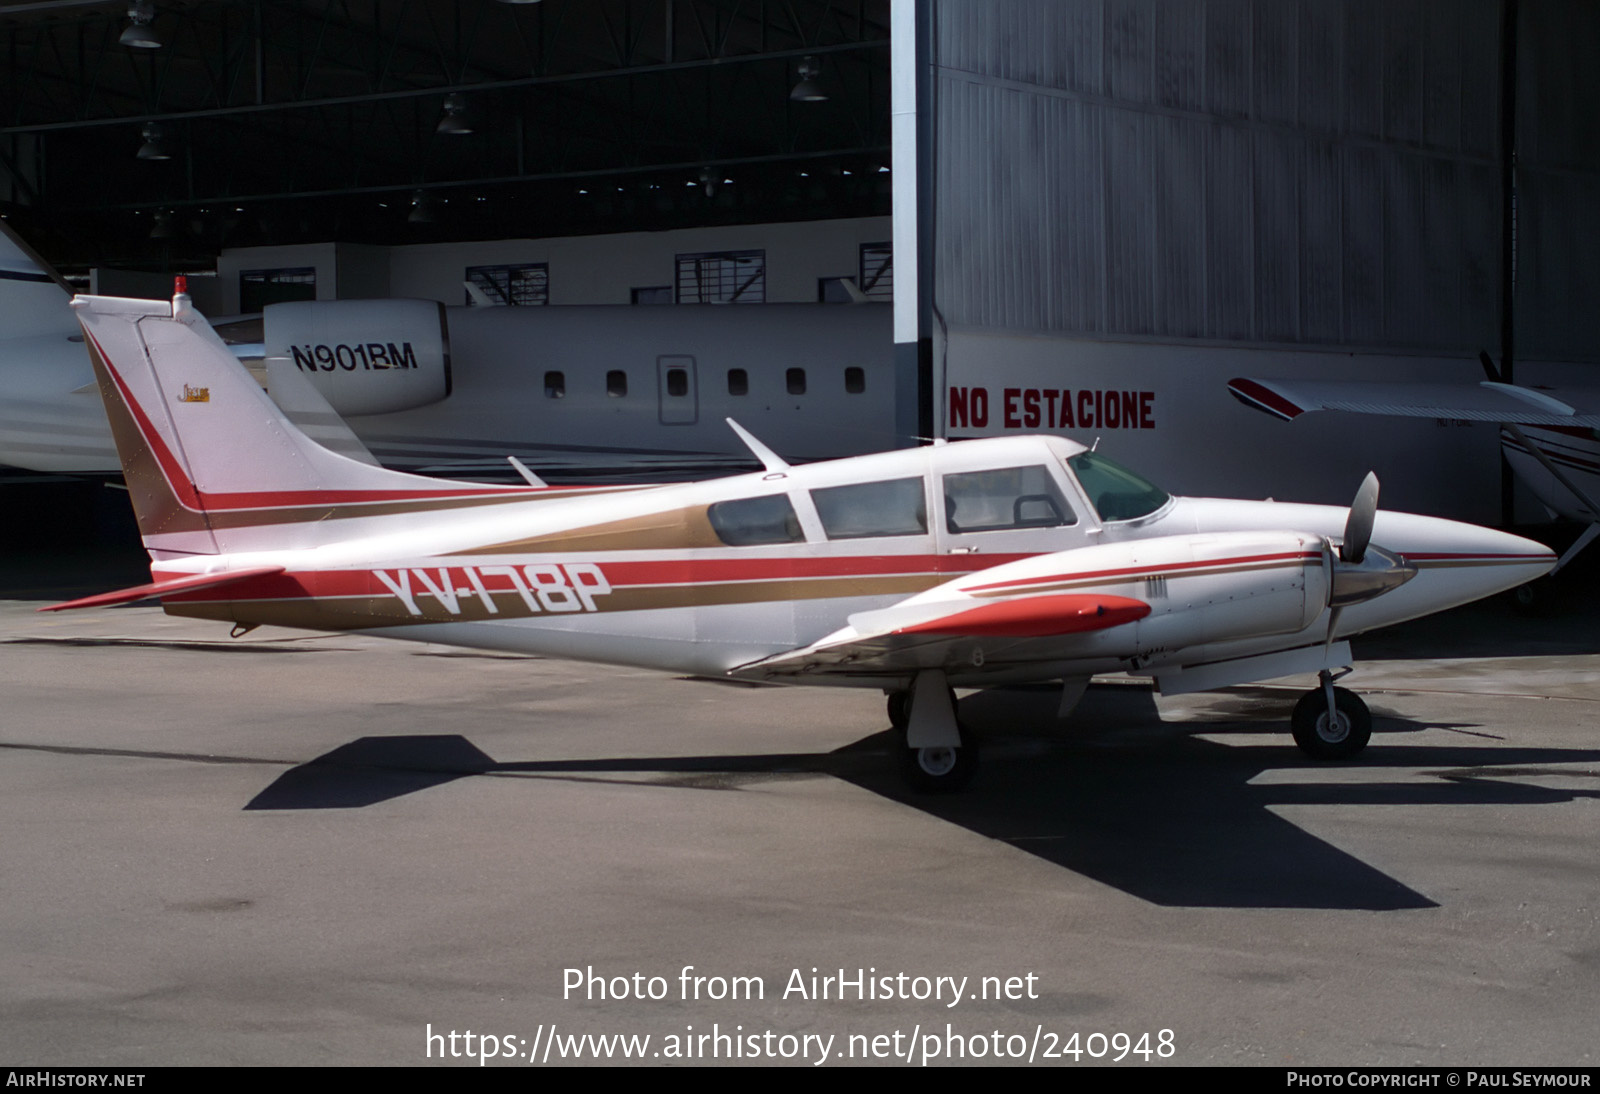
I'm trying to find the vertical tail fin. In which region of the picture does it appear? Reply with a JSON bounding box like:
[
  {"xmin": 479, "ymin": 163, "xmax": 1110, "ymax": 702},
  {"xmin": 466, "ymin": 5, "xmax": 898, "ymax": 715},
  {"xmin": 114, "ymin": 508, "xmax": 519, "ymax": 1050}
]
[
  {"xmin": 74, "ymin": 291, "xmax": 524, "ymax": 557},
  {"xmin": 0, "ymin": 220, "xmax": 74, "ymax": 339}
]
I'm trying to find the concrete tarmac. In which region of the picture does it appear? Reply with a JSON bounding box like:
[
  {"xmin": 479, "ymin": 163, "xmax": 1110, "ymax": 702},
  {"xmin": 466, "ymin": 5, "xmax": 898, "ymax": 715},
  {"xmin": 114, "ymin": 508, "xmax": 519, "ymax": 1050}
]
[{"xmin": 1, "ymin": 541, "xmax": 1598, "ymax": 1067}]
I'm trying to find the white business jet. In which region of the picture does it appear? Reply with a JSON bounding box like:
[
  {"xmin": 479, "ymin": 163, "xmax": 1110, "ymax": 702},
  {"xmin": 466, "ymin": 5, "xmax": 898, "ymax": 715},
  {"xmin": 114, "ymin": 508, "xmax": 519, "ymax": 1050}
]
[
  {"xmin": 45, "ymin": 289, "xmax": 1554, "ymax": 791},
  {"xmin": 0, "ymin": 222, "xmax": 892, "ymax": 482}
]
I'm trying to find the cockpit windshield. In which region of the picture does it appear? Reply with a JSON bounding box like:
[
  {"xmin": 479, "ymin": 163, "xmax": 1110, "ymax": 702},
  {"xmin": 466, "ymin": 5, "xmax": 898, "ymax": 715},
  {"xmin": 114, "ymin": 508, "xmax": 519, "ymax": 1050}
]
[{"xmin": 1067, "ymin": 451, "xmax": 1171, "ymax": 522}]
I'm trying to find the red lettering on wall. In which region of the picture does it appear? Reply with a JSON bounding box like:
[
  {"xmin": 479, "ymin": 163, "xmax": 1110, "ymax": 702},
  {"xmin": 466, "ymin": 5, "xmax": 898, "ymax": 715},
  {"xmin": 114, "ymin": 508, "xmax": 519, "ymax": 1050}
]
[{"xmin": 949, "ymin": 387, "xmax": 970, "ymax": 429}]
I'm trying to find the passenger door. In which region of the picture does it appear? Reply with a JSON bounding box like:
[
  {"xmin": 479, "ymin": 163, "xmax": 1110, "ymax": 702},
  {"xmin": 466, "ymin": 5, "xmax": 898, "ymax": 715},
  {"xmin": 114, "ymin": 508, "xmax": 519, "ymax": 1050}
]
[{"xmin": 657, "ymin": 355, "xmax": 698, "ymax": 425}]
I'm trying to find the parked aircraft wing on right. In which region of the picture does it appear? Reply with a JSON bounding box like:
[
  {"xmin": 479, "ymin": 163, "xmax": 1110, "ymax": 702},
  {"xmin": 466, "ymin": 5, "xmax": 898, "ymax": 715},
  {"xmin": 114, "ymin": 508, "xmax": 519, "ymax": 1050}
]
[{"xmin": 1228, "ymin": 377, "xmax": 1600, "ymax": 428}]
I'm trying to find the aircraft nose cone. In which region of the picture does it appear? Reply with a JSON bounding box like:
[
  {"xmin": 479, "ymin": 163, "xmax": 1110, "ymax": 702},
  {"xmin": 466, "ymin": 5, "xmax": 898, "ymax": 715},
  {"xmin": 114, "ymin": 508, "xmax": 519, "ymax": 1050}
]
[{"xmin": 1390, "ymin": 520, "xmax": 1556, "ymax": 602}]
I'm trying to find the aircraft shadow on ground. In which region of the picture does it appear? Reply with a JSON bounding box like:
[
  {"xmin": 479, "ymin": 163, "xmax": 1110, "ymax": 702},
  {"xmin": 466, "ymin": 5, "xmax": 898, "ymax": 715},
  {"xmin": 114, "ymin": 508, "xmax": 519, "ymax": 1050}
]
[{"xmin": 244, "ymin": 684, "xmax": 1600, "ymax": 912}]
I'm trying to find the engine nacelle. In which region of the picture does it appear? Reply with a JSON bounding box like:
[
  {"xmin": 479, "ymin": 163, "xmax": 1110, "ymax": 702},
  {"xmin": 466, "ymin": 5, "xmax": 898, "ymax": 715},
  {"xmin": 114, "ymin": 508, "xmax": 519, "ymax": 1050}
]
[
  {"xmin": 1128, "ymin": 531, "xmax": 1329, "ymax": 656},
  {"xmin": 262, "ymin": 298, "xmax": 451, "ymax": 416}
]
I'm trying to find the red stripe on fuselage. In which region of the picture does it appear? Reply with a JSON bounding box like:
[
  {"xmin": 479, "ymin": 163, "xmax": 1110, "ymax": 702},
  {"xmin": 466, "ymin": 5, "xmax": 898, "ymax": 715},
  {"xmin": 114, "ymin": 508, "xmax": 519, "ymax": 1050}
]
[
  {"xmin": 964, "ymin": 550, "xmax": 1323, "ymax": 594},
  {"xmin": 157, "ymin": 554, "xmax": 1039, "ymax": 604}
]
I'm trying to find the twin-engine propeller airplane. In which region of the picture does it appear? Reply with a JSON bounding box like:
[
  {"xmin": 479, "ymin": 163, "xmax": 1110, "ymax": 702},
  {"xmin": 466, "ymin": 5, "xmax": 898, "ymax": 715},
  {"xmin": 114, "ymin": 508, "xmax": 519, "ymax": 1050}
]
[{"xmin": 47, "ymin": 289, "xmax": 1556, "ymax": 791}]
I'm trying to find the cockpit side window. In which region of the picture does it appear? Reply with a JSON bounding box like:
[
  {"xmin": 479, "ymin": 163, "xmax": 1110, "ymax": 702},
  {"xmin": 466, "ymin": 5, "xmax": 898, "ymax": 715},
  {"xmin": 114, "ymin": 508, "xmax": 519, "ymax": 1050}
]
[
  {"xmin": 1067, "ymin": 451, "xmax": 1171, "ymax": 522},
  {"xmin": 707, "ymin": 494, "xmax": 805, "ymax": 546},
  {"xmin": 942, "ymin": 466, "xmax": 1076, "ymax": 532},
  {"xmin": 810, "ymin": 478, "xmax": 928, "ymax": 539}
]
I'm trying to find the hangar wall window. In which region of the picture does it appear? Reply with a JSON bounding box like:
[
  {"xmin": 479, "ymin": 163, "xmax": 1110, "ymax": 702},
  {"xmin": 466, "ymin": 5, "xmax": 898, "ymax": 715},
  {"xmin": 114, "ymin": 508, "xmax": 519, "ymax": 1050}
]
[
  {"xmin": 708, "ymin": 495, "xmax": 804, "ymax": 546},
  {"xmin": 811, "ymin": 478, "xmax": 928, "ymax": 540},
  {"xmin": 858, "ymin": 242, "xmax": 892, "ymax": 302},
  {"xmin": 240, "ymin": 267, "xmax": 315, "ymax": 313},
  {"xmin": 727, "ymin": 368, "xmax": 749, "ymax": 396},
  {"xmin": 632, "ymin": 286, "xmax": 672, "ymax": 305},
  {"xmin": 544, "ymin": 371, "xmax": 565, "ymax": 399},
  {"xmin": 845, "ymin": 367, "xmax": 866, "ymax": 394},
  {"xmin": 606, "ymin": 370, "xmax": 628, "ymax": 397},
  {"xmin": 676, "ymin": 250, "xmax": 765, "ymax": 304},
  {"xmin": 465, "ymin": 263, "xmax": 548, "ymax": 307}
]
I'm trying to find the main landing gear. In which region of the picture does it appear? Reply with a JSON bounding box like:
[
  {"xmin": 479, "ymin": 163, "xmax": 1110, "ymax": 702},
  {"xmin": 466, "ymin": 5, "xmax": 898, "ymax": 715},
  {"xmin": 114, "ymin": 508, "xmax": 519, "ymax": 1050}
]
[
  {"xmin": 887, "ymin": 674, "xmax": 978, "ymax": 794},
  {"xmin": 1290, "ymin": 670, "xmax": 1372, "ymax": 760}
]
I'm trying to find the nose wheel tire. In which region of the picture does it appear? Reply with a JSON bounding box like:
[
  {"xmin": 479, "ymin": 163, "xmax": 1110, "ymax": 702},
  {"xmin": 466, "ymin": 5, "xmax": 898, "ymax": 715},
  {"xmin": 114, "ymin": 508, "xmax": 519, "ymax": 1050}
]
[{"xmin": 1291, "ymin": 686, "xmax": 1372, "ymax": 760}]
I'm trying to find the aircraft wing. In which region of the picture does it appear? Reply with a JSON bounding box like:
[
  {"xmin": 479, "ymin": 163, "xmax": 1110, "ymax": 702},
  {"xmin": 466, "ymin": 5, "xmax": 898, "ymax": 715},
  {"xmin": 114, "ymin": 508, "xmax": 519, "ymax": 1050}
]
[
  {"xmin": 1228, "ymin": 377, "xmax": 1600, "ymax": 429},
  {"xmin": 732, "ymin": 553, "xmax": 1152, "ymax": 683}
]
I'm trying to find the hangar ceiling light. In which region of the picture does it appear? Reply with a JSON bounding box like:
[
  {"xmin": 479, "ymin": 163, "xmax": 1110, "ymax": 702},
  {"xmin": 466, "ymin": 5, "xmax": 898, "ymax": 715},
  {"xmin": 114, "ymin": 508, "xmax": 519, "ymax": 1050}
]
[
  {"xmin": 790, "ymin": 57, "xmax": 827, "ymax": 102},
  {"xmin": 119, "ymin": 1, "xmax": 162, "ymax": 50},
  {"xmin": 135, "ymin": 123, "xmax": 170, "ymax": 161},
  {"xmin": 436, "ymin": 94, "xmax": 473, "ymax": 136}
]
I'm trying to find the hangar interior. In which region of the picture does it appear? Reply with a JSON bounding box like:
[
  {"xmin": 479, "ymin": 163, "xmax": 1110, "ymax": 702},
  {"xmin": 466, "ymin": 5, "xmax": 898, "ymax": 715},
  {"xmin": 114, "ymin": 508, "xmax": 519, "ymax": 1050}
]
[{"xmin": 1, "ymin": 0, "xmax": 1597, "ymax": 521}]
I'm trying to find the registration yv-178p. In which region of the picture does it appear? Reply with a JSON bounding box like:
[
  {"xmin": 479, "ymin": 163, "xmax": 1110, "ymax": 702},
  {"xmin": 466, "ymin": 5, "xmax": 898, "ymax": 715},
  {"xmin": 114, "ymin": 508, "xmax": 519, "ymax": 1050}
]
[{"xmin": 48, "ymin": 289, "xmax": 1555, "ymax": 791}]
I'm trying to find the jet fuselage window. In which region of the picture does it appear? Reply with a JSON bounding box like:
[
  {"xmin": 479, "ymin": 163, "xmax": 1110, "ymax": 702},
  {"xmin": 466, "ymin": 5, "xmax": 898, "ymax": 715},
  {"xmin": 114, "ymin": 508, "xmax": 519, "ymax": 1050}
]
[
  {"xmin": 607, "ymin": 370, "xmax": 628, "ymax": 397},
  {"xmin": 942, "ymin": 466, "xmax": 1076, "ymax": 533},
  {"xmin": 1067, "ymin": 451, "xmax": 1171, "ymax": 522},
  {"xmin": 811, "ymin": 478, "xmax": 927, "ymax": 539},
  {"xmin": 728, "ymin": 368, "xmax": 749, "ymax": 396},
  {"xmin": 544, "ymin": 371, "xmax": 565, "ymax": 399},
  {"xmin": 786, "ymin": 368, "xmax": 807, "ymax": 395},
  {"xmin": 845, "ymin": 367, "xmax": 865, "ymax": 394},
  {"xmin": 707, "ymin": 495, "xmax": 805, "ymax": 546},
  {"xmin": 666, "ymin": 368, "xmax": 689, "ymax": 397}
]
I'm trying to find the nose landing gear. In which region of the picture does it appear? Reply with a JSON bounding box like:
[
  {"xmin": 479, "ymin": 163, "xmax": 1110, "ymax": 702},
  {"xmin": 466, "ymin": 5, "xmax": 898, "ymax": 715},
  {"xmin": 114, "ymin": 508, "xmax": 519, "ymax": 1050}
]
[{"xmin": 1291, "ymin": 671, "xmax": 1372, "ymax": 760}]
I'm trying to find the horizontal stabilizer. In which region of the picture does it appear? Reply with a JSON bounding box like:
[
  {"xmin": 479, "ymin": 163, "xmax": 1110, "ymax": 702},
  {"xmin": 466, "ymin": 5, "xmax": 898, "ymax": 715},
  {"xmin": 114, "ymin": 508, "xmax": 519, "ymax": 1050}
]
[{"xmin": 40, "ymin": 564, "xmax": 286, "ymax": 612}]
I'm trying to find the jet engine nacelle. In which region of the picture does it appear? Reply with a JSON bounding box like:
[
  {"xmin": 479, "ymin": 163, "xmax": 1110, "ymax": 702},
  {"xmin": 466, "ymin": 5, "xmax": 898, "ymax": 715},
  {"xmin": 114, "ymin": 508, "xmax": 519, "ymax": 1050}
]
[{"xmin": 262, "ymin": 298, "xmax": 451, "ymax": 416}]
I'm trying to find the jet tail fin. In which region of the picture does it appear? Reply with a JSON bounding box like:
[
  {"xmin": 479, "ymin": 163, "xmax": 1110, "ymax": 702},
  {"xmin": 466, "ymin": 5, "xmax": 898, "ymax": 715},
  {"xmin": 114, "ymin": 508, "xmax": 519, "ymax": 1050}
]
[{"xmin": 73, "ymin": 290, "xmax": 526, "ymax": 557}]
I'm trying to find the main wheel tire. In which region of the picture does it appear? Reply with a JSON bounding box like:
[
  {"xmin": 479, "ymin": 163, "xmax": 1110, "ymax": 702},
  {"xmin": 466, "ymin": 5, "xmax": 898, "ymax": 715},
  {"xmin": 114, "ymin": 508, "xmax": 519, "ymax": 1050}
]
[
  {"xmin": 886, "ymin": 690, "xmax": 910, "ymax": 731},
  {"xmin": 1291, "ymin": 687, "xmax": 1372, "ymax": 760},
  {"xmin": 1511, "ymin": 577, "xmax": 1555, "ymax": 616},
  {"xmin": 898, "ymin": 724, "xmax": 978, "ymax": 793}
]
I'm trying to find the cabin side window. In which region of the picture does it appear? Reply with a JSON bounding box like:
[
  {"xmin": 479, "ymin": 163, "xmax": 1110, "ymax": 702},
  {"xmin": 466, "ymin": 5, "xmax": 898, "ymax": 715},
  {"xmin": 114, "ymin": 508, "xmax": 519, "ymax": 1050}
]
[
  {"xmin": 844, "ymin": 367, "xmax": 865, "ymax": 394},
  {"xmin": 727, "ymin": 368, "xmax": 749, "ymax": 396},
  {"xmin": 707, "ymin": 495, "xmax": 804, "ymax": 546},
  {"xmin": 786, "ymin": 368, "xmax": 807, "ymax": 395},
  {"xmin": 811, "ymin": 478, "xmax": 927, "ymax": 539},
  {"xmin": 544, "ymin": 371, "xmax": 565, "ymax": 399},
  {"xmin": 942, "ymin": 466, "xmax": 1076, "ymax": 533},
  {"xmin": 607, "ymin": 370, "xmax": 628, "ymax": 397}
]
